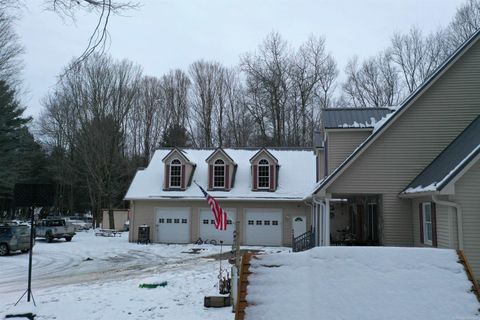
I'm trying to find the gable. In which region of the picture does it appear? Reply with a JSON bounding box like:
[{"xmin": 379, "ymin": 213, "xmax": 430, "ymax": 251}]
[
  {"xmin": 403, "ymin": 116, "xmax": 480, "ymax": 194},
  {"xmin": 315, "ymin": 31, "xmax": 480, "ymax": 197}
]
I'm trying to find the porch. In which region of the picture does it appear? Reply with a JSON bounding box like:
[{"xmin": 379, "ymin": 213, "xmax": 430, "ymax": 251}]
[{"xmin": 310, "ymin": 194, "xmax": 382, "ymax": 247}]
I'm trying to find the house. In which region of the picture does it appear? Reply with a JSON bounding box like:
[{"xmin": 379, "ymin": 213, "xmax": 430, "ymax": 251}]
[
  {"xmin": 309, "ymin": 28, "xmax": 480, "ymax": 277},
  {"xmin": 124, "ymin": 148, "xmax": 316, "ymax": 246}
]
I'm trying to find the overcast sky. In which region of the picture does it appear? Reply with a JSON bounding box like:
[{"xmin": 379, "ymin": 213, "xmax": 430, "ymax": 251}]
[{"xmin": 16, "ymin": 0, "xmax": 464, "ymax": 117}]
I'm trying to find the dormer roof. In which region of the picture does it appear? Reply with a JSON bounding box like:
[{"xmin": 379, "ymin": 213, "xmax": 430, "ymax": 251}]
[
  {"xmin": 205, "ymin": 147, "xmax": 237, "ymax": 164},
  {"xmin": 161, "ymin": 147, "xmax": 193, "ymax": 164},
  {"xmin": 249, "ymin": 148, "xmax": 279, "ymax": 164}
]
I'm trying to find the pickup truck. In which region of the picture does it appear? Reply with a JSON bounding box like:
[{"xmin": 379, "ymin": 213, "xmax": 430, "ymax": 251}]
[{"xmin": 35, "ymin": 219, "xmax": 76, "ymax": 242}]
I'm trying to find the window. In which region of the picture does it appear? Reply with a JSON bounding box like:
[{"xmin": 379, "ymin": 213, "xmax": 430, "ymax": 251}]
[
  {"xmin": 272, "ymin": 220, "xmax": 278, "ymax": 226},
  {"xmin": 159, "ymin": 218, "xmax": 165, "ymax": 223},
  {"xmin": 211, "ymin": 220, "xmax": 215, "ymax": 224},
  {"xmin": 213, "ymin": 159, "xmax": 225, "ymax": 188},
  {"xmin": 422, "ymin": 202, "xmax": 433, "ymax": 245},
  {"xmin": 258, "ymin": 159, "xmax": 270, "ymax": 189},
  {"xmin": 256, "ymin": 220, "xmax": 262, "ymax": 225},
  {"xmin": 170, "ymin": 159, "xmax": 182, "ymax": 188},
  {"xmin": 174, "ymin": 218, "xmax": 180, "ymax": 224},
  {"xmin": 166, "ymin": 218, "xmax": 172, "ymax": 223},
  {"xmin": 227, "ymin": 220, "xmax": 232, "ymax": 225},
  {"xmin": 248, "ymin": 220, "xmax": 254, "ymax": 225},
  {"xmin": 181, "ymin": 219, "xmax": 188, "ymax": 224},
  {"xmin": 264, "ymin": 220, "xmax": 270, "ymax": 226},
  {"xmin": 203, "ymin": 219, "xmax": 209, "ymax": 224}
]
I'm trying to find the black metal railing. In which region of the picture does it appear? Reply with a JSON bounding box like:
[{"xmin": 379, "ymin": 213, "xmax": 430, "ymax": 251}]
[{"xmin": 292, "ymin": 227, "xmax": 315, "ymax": 252}]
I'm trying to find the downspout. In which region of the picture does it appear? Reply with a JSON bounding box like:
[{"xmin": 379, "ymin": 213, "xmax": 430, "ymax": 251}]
[{"xmin": 432, "ymin": 195, "xmax": 463, "ymax": 250}]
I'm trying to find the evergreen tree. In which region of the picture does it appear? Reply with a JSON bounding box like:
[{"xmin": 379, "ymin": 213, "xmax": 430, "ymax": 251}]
[{"xmin": 0, "ymin": 80, "xmax": 30, "ymax": 192}]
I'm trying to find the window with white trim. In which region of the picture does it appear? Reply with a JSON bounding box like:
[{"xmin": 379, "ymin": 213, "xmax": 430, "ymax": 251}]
[
  {"xmin": 422, "ymin": 202, "xmax": 433, "ymax": 245},
  {"xmin": 213, "ymin": 159, "xmax": 225, "ymax": 188},
  {"xmin": 170, "ymin": 159, "xmax": 182, "ymax": 188},
  {"xmin": 258, "ymin": 159, "xmax": 270, "ymax": 189}
]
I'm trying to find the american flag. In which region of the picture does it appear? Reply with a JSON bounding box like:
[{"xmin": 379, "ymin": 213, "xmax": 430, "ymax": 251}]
[{"xmin": 197, "ymin": 184, "xmax": 228, "ymax": 231}]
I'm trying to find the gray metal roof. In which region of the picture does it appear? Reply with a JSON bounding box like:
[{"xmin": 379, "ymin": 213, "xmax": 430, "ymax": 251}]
[
  {"xmin": 323, "ymin": 108, "xmax": 393, "ymax": 129},
  {"xmin": 404, "ymin": 116, "xmax": 480, "ymax": 193}
]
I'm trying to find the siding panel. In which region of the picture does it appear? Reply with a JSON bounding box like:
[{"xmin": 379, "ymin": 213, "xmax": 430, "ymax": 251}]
[
  {"xmin": 453, "ymin": 160, "xmax": 480, "ymax": 279},
  {"xmin": 325, "ymin": 38, "xmax": 480, "ymax": 246}
]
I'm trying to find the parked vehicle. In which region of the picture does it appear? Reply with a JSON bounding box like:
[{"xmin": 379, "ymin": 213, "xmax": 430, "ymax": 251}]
[
  {"xmin": 66, "ymin": 219, "xmax": 91, "ymax": 231},
  {"xmin": 35, "ymin": 219, "xmax": 76, "ymax": 242},
  {"xmin": 0, "ymin": 224, "xmax": 32, "ymax": 256}
]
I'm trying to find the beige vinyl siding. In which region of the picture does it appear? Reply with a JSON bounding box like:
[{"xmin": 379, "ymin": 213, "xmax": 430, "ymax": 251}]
[
  {"xmin": 324, "ymin": 38, "xmax": 480, "ymax": 246},
  {"xmin": 452, "ymin": 160, "xmax": 480, "ymax": 279},
  {"xmin": 316, "ymin": 149, "xmax": 325, "ymax": 181},
  {"xmin": 326, "ymin": 130, "xmax": 371, "ymax": 175},
  {"xmin": 130, "ymin": 199, "xmax": 308, "ymax": 246}
]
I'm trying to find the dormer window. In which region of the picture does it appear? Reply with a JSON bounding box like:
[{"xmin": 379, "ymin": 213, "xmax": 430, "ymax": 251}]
[
  {"xmin": 258, "ymin": 159, "xmax": 270, "ymax": 189},
  {"xmin": 213, "ymin": 159, "xmax": 225, "ymax": 188},
  {"xmin": 170, "ymin": 159, "xmax": 182, "ymax": 188}
]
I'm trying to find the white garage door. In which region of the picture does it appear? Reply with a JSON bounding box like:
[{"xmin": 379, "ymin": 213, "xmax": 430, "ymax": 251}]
[
  {"xmin": 155, "ymin": 208, "xmax": 190, "ymax": 243},
  {"xmin": 199, "ymin": 209, "xmax": 236, "ymax": 244},
  {"xmin": 245, "ymin": 209, "xmax": 283, "ymax": 246}
]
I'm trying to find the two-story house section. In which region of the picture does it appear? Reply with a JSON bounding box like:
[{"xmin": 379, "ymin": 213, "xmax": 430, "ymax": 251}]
[{"xmin": 125, "ymin": 147, "xmax": 316, "ymax": 246}]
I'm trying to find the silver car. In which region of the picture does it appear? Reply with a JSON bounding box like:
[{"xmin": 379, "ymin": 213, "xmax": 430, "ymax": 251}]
[{"xmin": 0, "ymin": 224, "xmax": 32, "ymax": 256}]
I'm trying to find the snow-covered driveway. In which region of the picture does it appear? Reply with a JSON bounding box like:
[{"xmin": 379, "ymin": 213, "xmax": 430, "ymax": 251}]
[{"xmin": 0, "ymin": 231, "xmax": 240, "ymax": 319}]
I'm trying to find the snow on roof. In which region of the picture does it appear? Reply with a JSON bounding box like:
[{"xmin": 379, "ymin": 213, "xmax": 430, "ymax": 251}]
[
  {"xmin": 244, "ymin": 247, "xmax": 479, "ymax": 320},
  {"xmin": 125, "ymin": 148, "xmax": 316, "ymax": 201},
  {"xmin": 403, "ymin": 116, "xmax": 480, "ymax": 194},
  {"xmin": 323, "ymin": 107, "xmax": 393, "ymax": 129}
]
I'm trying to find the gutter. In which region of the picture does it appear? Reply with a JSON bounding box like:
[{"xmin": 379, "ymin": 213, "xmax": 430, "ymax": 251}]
[{"xmin": 432, "ymin": 195, "xmax": 463, "ymax": 250}]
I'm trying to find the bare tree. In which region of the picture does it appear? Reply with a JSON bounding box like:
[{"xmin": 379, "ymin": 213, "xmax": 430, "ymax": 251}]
[
  {"xmin": 189, "ymin": 60, "xmax": 225, "ymax": 148},
  {"xmin": 343, "ymin": 53, "xmax": 403, "ymax": 107},
  {"xmin": 241, "ymin": 32, "xmax": 292, "ymax": 146},
  {"xmin": 290, "ymin": 35, "xmax": 337, "ymax": 145},
  {"xmin": 0, "ymin": 8, "xmax": 23, "ymax": 85},
  {"xmin": 390, "ymin": 27, "xmax": 448, "ymax": 93},
  {"xmin": 447, "ymin": 0, "xmax": 480, "ymax": 50}
]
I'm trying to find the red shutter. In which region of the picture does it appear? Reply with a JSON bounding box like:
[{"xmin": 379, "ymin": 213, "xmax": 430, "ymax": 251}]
[
  {"xmin": 180, "ymin": 164, "xmax": 186, "ymax": 189},
  {"xmin": 432, "ymin": 202, "xmax": 437, "ymax": 247},
  {"xmin": 225, "ymin": 164, "xmax": 230, "ymax": 190},
  {"xmin": 269, "ymin": 164, "xmax": 275, "ymax": 191},
  {"xmin": 419, "ymin": 203, "xmax": 424, "ymax": 244},
  {"xmin": 252, "ymin": 165, "xmax": 258, "ymax": 190},
  {"xmin": 208, "ymin": 164, "xmax": 213, "ymax": 190},
  {"xmin": 165, "ymin": 164, "xmax": 170, "ymax": 189}
]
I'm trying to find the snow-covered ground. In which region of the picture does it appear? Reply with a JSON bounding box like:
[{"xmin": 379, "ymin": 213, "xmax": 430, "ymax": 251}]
[
  {"xmin": 0, "ymin": 231, "xmax": 286, "ymax": 319},
  {"xmin": 245, "ymin": 247, "xmax": 480, "ymax": 320}
]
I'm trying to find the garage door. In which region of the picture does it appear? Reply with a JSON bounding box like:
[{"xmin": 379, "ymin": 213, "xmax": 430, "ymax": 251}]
[
  {"xmin": 155, "ymin": 208, "xmax": 190, "ymax": 243},
  {"xmin": 199, "ymin": 209, "xmax": 236, "ymax": 244},
  {"xmin": 245, "ymin": 209, "xmax": 283, "ymax": 246}
]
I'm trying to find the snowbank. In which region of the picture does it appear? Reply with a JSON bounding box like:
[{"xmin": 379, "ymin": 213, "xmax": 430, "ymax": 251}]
[{"xmin": 245, "ymin": 247, "xmax": 479, "ymax": 320}]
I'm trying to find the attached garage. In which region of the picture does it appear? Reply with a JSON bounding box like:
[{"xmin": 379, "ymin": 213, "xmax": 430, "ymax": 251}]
[
  {"xmin": 244, "ymin": 209, "xmax": 283, "ymax": 246},
  {"xmin": 155, "ymin": 208, "xmax": 191, "ymax": 243},
  {"xmin": 199, "ymin": 209, "xmax": 236, "ymax": 244}
]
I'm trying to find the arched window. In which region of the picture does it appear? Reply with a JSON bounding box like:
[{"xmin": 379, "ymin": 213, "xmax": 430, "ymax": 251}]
[
  {"xmin": 170, "ymin": 159, "xmax": 182, "ymax": 187},
  {"xmin": 213, "ymin": 159, "xmax": 225, "ymax": 188},
  {"xmin": 258, "ymin": 159, "xmax": 270, "ymax": 189}
]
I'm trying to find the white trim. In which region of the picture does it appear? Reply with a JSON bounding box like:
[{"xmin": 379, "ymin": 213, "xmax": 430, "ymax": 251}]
[
  {"xmin": 422, "ymin": 202, "xmax": 433, "ymax": 245},
  {"xmin": 257, "ymin": 159, "xmax": 270, "ymax": 189},
  {"xmin": 213, "ymin": 159, "xmax": 226, "ymax": 188},
  {"xmin": 169, "ymin": 159, "xmax": 182, "ymax": 188}
]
